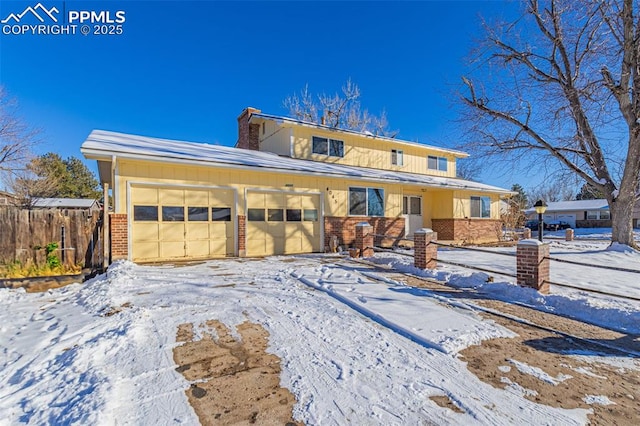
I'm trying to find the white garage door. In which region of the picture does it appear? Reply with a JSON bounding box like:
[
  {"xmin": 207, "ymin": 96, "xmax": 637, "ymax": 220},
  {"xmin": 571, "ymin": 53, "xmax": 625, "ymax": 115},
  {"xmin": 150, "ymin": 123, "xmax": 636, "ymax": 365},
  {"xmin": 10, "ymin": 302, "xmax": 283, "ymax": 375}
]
[
  {"xmin": 556, "ymin": 214, "xmax": 576, "ymax": 228},
  {"xmin": 246, "ymin": 191, "xmax": 322, "ymax": 257},
  {"xmin": 130, "ymin": 186, "xmax": 235, "ymax": 262}
]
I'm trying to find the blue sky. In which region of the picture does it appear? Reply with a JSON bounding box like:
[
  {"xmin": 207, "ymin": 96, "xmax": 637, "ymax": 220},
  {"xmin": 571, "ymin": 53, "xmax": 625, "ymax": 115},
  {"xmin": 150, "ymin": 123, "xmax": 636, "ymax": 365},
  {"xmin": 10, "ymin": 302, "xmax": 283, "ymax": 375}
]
[{"xmin": 0, "ymin": 0, "xmax": 524, "ymax": 188}]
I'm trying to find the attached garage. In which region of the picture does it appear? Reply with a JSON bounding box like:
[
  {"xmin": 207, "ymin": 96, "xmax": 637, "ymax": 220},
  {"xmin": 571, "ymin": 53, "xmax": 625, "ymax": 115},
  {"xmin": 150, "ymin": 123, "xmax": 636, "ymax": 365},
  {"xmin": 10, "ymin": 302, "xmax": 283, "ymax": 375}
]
[
  {"xmin": 130, "ymin": 185, "xmax": 236, "ymax": 262},
  {"xmin": 246, "ymin": 190, "xmax": 322, "ymax": 257},
  {"xmin": 556, "ymin": 214, "xmax": 576, "ymax": 228}
]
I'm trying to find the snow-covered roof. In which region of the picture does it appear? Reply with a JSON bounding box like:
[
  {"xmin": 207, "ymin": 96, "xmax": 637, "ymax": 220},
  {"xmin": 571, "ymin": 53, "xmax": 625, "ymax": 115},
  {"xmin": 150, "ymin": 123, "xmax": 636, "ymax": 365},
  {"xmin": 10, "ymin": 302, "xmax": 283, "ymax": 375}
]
[
  {"xmin": 32, "ymin": 198, "xmax": 99, "ymax": 209},
  {"xmin": 249, "ymin": 112, "xmax": 470, "ymax": 158},
  {"xmin": 524, "ymin": 199, "xmax": 609, "ymax": 214},
  {"xmin": 81, "ymin": 130, "xmax": 512, "ymax": 195}
]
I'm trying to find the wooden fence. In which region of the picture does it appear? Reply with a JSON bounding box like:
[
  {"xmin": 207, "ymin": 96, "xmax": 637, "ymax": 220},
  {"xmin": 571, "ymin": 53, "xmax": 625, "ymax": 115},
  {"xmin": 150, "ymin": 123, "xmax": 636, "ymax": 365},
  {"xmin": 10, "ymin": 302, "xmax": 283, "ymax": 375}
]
[{"xmin": 0, "ymin": 206, "xmax": 103, "ymax": 268}]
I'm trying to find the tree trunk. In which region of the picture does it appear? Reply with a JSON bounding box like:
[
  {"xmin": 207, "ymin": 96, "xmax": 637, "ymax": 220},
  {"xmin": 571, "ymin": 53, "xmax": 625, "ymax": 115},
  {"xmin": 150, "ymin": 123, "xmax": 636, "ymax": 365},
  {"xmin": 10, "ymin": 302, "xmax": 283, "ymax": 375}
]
[{"xmin": 609, "ymin": 194, "xmax": 637, "ymax": 248}]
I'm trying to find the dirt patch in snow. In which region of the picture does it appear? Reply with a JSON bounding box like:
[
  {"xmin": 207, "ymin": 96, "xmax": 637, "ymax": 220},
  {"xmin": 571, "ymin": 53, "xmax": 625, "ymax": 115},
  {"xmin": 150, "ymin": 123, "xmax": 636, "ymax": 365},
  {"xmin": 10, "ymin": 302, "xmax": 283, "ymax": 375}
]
[
  {"xmin": 399, "ymin": 274, "xmax": 640, "ymax": 425},
  {"xmin": 173, "ymin": 320, "xmax": 302, "ymax": 426}
]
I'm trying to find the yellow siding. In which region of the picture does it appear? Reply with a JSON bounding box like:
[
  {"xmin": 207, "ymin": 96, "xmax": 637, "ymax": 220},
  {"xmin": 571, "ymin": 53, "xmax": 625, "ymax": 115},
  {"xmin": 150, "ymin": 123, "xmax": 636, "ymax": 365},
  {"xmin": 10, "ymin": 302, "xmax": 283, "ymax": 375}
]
[
  {"xmin": 117, "ymin": 159, "xmax": 405, "ymax": 218},
  {"xmin": 258, "ymin": 120, "xmax": 290, "ymax": 156},
  {"xmin": 452, "ymin": 191, "xmax": 501, "ymax": 219},
  {"xmin": 288, "ymin": 126, "xmax": 458, "ymax": 177}
]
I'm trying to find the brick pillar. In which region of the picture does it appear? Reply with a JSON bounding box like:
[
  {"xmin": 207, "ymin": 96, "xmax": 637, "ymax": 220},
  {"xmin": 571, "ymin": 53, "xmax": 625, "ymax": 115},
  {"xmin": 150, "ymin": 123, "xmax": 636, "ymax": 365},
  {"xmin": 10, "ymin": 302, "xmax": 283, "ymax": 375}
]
[
  {"xmin": 516, "ymin": 240, "xmax": 550, "ymax": 294},
  {"xmin": 238, "ymin": 215, "xmax": 246, "ymax": 257},
  {"xmin": 565, "ymin": 228, "xmax": 574, "ymax": 241},
  {"xmin": 355, "ymin": 222, "xmax": 374, "ymax": 258},
  {"xmin": 414, "ymin": 228, "xmax": 437, "ymax": 269},
  {"xmin": 522, "ymin": 228, "xmax": 532, "ymax": 239},
  {"xmin": 109, "ymin": 213, "xmax": 128, "ymax": 261}
]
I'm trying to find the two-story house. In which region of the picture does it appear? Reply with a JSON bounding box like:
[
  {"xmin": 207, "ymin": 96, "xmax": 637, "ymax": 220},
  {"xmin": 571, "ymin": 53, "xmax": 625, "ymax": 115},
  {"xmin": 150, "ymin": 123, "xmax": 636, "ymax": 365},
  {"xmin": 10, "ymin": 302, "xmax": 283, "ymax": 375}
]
[{"xmin": 81, "ymin": 107, "xmax": 512, "ymax": 263}]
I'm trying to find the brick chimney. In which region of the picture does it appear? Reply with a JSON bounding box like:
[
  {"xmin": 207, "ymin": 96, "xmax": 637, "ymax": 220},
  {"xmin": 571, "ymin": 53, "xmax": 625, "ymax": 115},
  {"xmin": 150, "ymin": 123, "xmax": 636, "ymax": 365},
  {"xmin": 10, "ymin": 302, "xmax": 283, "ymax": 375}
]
[{"xmin": 236, "ymin": 107, "xmax": 261, "ymax": 150}]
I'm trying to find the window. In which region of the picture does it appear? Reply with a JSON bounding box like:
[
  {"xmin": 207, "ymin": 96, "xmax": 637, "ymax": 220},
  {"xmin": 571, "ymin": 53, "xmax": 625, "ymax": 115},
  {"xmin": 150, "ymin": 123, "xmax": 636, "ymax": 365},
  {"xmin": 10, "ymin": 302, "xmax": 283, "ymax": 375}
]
[
  {"xmin": 312, "ymin": 136, "xmax": 344, "ymax": 157},
  {"xmin": 212, "ymin": 207, "xmax": 231, "ymax": 222},
  {"xmin": 134, "ymin": 205, "xmax": 158, "ymax": 221},
  {"xmin": 162, "ymin": 206, "xmax": 185, "ymax": 221},
  {"xmin": 427, "ymin": 155, "xmax": 448, "ymax": 172},
  {"xmin": 268, "ymin": 209, "xmax": 284, "ymax": 221},
  {"xmin": 349, "ymin": 187, "xmax": 385, "ymax": 216},
  {"xmin": 329, "ymin": 139, "xmax": 344, "ymax": 157},
  {"xmin": 587, "ymin": 211, "xmax": 598, "ymax": 220},
  {"xmin": 600, "ymin": 210, "xmax": 610, "ymax": 220},
  {"xmin": 391, "ymin": 149, "xmax": 404, "ymax": 166},
  {"xmin": 470, "ymin": 196, "xmax": 491, "ymax": 218},
  {"xmin": 188, "ymin": 207, "xmax": 208, "ymax": 221},
  {"xmin": 286, "ymin": 209, "xmax": 302, "ymax": 221},
  {"xmin": 248, "ymin": 208, "xmax": 265, "ymax": 221},
  {"xmin": 402, "ymin": 196, "xmax": 421, "ymax": 215},
  {"xmin": 303, "ymin": 209, "xmax": 318, "ymax": 221}
]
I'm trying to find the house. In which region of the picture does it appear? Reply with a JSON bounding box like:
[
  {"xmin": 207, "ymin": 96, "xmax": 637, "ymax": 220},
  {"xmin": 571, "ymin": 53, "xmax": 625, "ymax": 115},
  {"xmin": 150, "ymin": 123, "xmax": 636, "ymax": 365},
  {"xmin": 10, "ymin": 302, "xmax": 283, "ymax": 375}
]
[
  {"xmin": 524, "ymin": 199, "xmax": 611, "ymax": 228},
  {"xmin": 81, "ymin": 107, "xmax": 512, "ymax": 263},
  {"xmin": 0, "ymin": 190, "xmax": 17, "ymax": 206},
  {"xmin": 32, "ymin": 198, "xmax": 102, "ymax": 213}
]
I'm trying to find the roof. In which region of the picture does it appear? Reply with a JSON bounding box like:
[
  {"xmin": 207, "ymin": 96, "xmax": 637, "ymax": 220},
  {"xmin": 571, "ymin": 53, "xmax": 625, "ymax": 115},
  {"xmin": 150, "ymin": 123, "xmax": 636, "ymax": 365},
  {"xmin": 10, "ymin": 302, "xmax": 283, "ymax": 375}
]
[
  {"xmin": 81, "ymin": 130, "xmax": 512, "ymax": 195},
  {"xmin": 524, "ymin": 199, "xmax": 609, "ymax": 214},
  {"xmin": 249, "ymin": 112, "xmax": 470, "ymax": 158},
  {"xmin": 33, "ymin": 198, "xmax": 100, "ymax": 209}
]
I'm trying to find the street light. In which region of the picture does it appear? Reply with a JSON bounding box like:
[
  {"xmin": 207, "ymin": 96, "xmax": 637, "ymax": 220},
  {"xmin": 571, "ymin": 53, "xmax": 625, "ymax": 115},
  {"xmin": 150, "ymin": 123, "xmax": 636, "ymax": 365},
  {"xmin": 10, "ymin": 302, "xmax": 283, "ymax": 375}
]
[{"xmin": 533, "ymin": 199, "xmax": 548, "ymax": 242}]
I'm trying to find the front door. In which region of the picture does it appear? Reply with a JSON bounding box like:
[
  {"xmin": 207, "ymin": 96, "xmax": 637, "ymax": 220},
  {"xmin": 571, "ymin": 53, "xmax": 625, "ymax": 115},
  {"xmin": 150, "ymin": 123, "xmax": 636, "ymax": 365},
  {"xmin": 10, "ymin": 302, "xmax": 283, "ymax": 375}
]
[{"xmin": 403, "ymin": 196, "xmax": 423, "ymax": 237}]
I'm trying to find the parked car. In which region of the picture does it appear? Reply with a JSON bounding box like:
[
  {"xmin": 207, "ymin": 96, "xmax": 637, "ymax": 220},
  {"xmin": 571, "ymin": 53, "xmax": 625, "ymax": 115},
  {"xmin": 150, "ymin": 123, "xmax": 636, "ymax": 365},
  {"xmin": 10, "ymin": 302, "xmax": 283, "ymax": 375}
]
[
  {"xmin": 545, "ymin": 220, "xmax": 571, "ymax": 231},
  {"xmin": 524, "ymin": 220, "xmax": 540, "ymax": 230}
]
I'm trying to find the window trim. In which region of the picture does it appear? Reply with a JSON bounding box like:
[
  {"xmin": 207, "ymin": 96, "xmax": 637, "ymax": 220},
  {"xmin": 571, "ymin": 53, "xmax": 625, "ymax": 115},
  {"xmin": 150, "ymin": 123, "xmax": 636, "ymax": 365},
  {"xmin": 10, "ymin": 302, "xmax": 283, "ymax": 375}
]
[
  {"xmin": 427, "ymin": 155, "xmax": 448, "ymax": 172},
  {"xmin": 312, "ymin": 135, "xmax": 344, "ymax": 158},
  {"xmin": 391, "ymin": 149, "xmax": 404, "ymax": 166},
  {"xmin": 348, "ymin": 186, "xmax": 385, "ymax": 217},
  {"xmin": 470, "ymin": 196, "xmax": 491, "ymax": 219}
]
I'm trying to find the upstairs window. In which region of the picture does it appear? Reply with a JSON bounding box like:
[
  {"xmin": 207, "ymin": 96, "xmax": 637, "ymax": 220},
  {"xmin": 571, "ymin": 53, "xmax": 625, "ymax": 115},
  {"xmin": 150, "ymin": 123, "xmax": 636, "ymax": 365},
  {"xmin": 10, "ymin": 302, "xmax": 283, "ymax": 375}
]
[
  {"xmin": 312, "ymin": 136, "xmax": 344, "ymax": 157},
  {"xmin": 470, "ymin": 196, "xmax": 491, "ymax": 218},
  {"xmin": 428, "ymin": 155, "xmax": 448, "ymax": 172},
  {"xmin": 391, "ymin": 149, "xmax": 404, "ymax": 166},
  {"xmin": 349, "ymin": 187, "xmax": 385, "ymax": 217}
]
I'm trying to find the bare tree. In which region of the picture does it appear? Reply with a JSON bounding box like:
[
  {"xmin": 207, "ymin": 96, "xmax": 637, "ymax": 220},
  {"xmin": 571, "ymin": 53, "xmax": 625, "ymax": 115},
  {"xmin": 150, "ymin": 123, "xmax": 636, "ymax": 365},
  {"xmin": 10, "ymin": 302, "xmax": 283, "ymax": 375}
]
[
  {"xmin": 527, "ymin": 179, "xmax": 575, "ymax": 205},
  {"xmin": 8, "ymin": 160, "xmax": 60, "ymax": 208},
  {"xmin": 460, "ymin": 0, "xmax": 640, "ymax": 247},
  {"xmin": 284, "ymin": 79, "xmax": 398, "ymax": 137},
  {"xmin": 0, "ymin": 87, "xmax": 38, "ymax": 179}
]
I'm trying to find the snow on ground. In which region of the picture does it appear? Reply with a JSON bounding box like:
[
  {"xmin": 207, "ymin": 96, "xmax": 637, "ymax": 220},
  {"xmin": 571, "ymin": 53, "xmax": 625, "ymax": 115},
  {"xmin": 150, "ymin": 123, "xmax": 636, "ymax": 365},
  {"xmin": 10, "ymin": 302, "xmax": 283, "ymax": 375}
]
[{"xmin": 0, "ymin": 253, "xmax": 602, "ymax": 425}]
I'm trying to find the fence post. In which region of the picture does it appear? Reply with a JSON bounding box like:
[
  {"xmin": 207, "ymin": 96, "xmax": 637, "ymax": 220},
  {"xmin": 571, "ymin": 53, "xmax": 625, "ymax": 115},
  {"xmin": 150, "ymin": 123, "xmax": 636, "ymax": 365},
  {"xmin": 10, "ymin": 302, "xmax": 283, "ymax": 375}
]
[
  {"xmin": 523, "ymin": 228, "xmax": 532, "ymax": 239},
  {"xmin": 355, "ymin": 222, "xmax": 374, "ymax": 258},
  {"xmin": 565, "ymin": 228, "xmax": 574, "ymax": 241},
  {"xmin": 516, "ymin": 240, "xmax": 550, "ymax": 294},
  {"xmin": 415, "ymin": 228, "xmax": 437, "ymax": 269}
]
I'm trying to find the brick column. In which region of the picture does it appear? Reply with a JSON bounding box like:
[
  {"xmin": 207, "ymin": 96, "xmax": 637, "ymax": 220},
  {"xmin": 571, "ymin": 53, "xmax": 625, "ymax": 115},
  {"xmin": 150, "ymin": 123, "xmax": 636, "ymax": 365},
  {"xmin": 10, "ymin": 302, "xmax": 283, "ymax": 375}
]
[
  {"xmin": 109, "ymin": 213, "xmax": 128, "ymax": 261},
  {"xmin": 516, "ymin": 240, "xmax": 550, "ymax": 294},
  {"xmin": 355, "ymin": 222, "xmax": 374, "ymax": 258},
  {"xmin": 414, "ymin": 228, "xmax": 437, "ymax": 269},
  {"xmin": 237, "ymin": 215, "xmax": 246, "ymax": 257},
  {"xmin": 565, "ymin": 229, "xmax": 574, "ymax": 241},
  {"xmin": 522, "ymin": 228, "xmax": 532, "ymax": 239}
]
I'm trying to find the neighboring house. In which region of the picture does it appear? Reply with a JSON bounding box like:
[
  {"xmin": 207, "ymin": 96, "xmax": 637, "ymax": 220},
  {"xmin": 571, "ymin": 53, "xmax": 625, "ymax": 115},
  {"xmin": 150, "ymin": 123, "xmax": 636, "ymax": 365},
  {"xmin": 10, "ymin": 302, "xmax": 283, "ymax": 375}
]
[
  {"xmin": 0, "ymin": 190, "xmax": 17, "ymax": 206},
  {"xmin": 32, "ymin": 198, "xmax": 102, "ymax": 213},
  {"xmin": 524, "ymin": 199, "xmax": 614, "ymax": 228},
  {"xmin": 81, "ymin": 107, "xmax": 512, "ymax": 263}
]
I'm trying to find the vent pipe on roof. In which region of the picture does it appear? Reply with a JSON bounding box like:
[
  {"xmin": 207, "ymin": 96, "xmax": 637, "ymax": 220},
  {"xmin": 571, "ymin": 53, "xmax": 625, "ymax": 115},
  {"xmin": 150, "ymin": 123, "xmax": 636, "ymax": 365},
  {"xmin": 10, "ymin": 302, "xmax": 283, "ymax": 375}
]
[{"xmin": 236, "ymin": 107, "xmax": 261, "ymax": 150}]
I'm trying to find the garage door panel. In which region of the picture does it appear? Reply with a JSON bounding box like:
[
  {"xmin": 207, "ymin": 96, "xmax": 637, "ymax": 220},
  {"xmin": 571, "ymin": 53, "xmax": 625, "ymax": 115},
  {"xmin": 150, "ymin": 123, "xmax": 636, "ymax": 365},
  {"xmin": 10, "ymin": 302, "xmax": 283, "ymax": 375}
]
[
  {"xmin": 186, "ymin": 222, "xmax": 210, "ymax": 240},
  {"xmin": 134, "ymin": 187, "xmax": 159, "ymax": 204},
  {"xmin": 247, "ymin": 238, "xmax": 267, "ymax": 257},
  {"xmin": 160, "ymin": 241, "xmax": 185, "ymax": 258},
  {"xmin": 132, "ymin": 223, "xmax": 159, "ymax": 242},
  {"xmin": 160, "ymin": 223, "xmax": 185, "ymax": 241},
  {"xmin": 247, "ymin": 192, "xmax": 266, "ymax": 207},
  {"xmin": 266, "ymin": 193, "xmax": 285, "ymax": 208},
  {"xmin": 185, "ymin": 189, "xmax": 209, "ymax": 205},
  {"xmin": 210, "ymin": 189, "xmax": 234, "ymax": 206},
  {"xmin": 187, "ymin": 240, "xmax": 210, "ymax": 258},
  {"xmin": 133, "ymin": 242, "xmax": 159, "ymax": 261},
  {"xmin": 160, "ymin": 189, "xmax": 184, "ymax": 204}
]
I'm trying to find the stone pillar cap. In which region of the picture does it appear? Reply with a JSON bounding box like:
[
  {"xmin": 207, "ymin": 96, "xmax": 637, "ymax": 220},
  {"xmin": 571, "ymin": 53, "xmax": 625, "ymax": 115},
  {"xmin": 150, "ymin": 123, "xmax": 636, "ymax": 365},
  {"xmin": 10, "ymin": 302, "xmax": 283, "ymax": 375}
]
[
  {"xmin": 518, "ymin": 239, "xmax": 545, "ymax": 246},
  {"xmin": 414, "ymin": 228, "xmax": 434, "ymax": 234}
]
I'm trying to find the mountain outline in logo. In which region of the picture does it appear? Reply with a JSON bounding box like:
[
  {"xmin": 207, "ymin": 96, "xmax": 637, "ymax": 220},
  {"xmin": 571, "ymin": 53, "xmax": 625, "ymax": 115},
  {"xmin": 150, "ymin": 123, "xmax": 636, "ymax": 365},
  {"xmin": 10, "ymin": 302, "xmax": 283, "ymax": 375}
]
[{"xmin": 1, "ymin": 3, "xmax": 59, "ymax": 24}]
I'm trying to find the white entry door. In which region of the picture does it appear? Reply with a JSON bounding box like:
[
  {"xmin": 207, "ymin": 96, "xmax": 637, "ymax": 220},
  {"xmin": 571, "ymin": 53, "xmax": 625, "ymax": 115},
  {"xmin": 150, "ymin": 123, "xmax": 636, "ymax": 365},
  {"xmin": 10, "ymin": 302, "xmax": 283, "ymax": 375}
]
[{"xmin": 403, "ymin": 196, "xmax": 423, "ymax": 237}]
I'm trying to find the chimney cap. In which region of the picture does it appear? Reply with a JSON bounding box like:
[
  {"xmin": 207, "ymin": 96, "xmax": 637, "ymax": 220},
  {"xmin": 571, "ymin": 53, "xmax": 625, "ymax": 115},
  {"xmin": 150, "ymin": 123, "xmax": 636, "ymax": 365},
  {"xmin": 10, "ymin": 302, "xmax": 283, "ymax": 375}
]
[{"xmin": 237, "ymin": 107, "xmax": 261, "ymax": 120}]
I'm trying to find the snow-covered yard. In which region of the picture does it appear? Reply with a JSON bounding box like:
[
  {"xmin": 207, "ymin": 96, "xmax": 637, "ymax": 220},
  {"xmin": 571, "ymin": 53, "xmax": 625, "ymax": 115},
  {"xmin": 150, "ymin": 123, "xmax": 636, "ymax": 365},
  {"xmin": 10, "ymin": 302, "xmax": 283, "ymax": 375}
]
[{"xmin": 1, "ymin": 239, "xmax": 640, "ymax": 425}]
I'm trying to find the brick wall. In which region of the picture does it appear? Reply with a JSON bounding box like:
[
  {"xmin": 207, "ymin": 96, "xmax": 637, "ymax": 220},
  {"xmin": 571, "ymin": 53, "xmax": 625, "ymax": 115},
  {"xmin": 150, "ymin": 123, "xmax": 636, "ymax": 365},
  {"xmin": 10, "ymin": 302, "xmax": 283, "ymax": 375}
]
[
  {"xmin": 324, "ymin": 216, "xmax": 405, "ymax": 249},
  {"xmin": 431, "ymin": 218, "xmax": 502, "ymax": 243},
  {"xmin": 109, "ymin": 213, "xmax": 128, "ymax": 261},
  {"xmin": 238, "ymin": 215, "xmax": 246, "ymax": 256},
  {"xmin": 516, "ymin": 241, "xmax": 550, "ymax": 294},
  {"xmin": 236, "ymin": 107, "xmax": 261, "ymax": 150},
  {"xmin": 414, "ymin": 229, "xmax": 437, "ymax": 269},
  {"xmin": 576, "ymin": 219, "xmax": 611, "ymax": 228}
]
